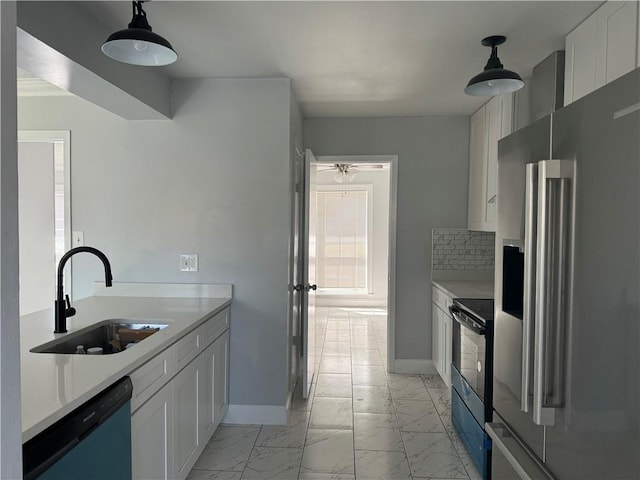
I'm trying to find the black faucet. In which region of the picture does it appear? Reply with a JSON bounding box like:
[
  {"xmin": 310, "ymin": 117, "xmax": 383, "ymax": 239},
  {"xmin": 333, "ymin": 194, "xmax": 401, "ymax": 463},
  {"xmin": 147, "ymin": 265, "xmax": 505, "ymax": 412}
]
[{"xmin": 55, "ymin": 246, "xmax": 113, "ymax": 333}]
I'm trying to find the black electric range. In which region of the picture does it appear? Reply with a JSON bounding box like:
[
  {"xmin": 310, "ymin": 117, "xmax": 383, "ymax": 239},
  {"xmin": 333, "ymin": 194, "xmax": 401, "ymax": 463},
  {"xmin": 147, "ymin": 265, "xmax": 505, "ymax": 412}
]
[{"xmin": 449, "ymin": 297, "xmax": 494, "ymax": 479}]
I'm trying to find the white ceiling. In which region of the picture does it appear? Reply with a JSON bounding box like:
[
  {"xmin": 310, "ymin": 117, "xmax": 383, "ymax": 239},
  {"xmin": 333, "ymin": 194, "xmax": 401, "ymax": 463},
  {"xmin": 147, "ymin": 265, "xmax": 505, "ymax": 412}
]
[{"xmin": 73, "ymin": 1, "xmax": 602, "ymax": 117}]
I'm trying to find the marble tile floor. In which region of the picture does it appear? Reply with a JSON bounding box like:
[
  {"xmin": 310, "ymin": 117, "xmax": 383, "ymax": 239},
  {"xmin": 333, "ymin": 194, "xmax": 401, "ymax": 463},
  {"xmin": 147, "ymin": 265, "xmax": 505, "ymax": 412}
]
[{"xmin": 188, "ymin": 307, "xmax": 481, "ymax": 480}]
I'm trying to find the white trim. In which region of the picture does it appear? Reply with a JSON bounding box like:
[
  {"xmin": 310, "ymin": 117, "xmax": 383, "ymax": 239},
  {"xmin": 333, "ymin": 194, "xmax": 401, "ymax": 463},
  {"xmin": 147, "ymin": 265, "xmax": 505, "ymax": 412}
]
[
  {"xmin": 92, "ymin": 282, "xmax": 232, "ymax": 299},
  {"xmin": 223, "ymin": 404, "xmax": 287, "ymax": 426},
  {"xmin": 387, "ymin": 156, "xmax": 398, "ymax": 373},
  {"xmin": 393, "ymin": 359, "xmax": 437, "ymax": 375}
]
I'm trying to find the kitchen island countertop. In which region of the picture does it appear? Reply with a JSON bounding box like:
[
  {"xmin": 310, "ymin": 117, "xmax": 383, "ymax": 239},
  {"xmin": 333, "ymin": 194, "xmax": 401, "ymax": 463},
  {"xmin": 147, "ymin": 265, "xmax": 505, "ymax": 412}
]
[{"xmin": 20, "ymin": 295, "xmax": 230, "ymax": 442}]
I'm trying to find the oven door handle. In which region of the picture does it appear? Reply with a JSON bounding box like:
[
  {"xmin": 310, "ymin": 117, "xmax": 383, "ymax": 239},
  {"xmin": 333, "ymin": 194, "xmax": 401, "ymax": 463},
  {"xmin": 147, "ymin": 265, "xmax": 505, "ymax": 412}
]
[{"xmin": 449, "ymin": 305, "xmax": 486, "ymax": 335}]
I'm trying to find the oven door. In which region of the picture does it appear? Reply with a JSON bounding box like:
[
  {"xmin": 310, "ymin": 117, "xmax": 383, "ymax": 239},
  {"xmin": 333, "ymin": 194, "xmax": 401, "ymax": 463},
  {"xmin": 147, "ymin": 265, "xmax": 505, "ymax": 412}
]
[{"xmin": 450, "ymin": 305, "xmax": 487, "ymax": 401}]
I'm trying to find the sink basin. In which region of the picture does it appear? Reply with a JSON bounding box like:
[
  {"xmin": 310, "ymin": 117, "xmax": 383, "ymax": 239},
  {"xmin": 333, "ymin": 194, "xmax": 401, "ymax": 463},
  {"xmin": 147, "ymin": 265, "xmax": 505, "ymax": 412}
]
[{"xmin": 31, "ymin": 320, "xmax": 169, "ymax": 355}]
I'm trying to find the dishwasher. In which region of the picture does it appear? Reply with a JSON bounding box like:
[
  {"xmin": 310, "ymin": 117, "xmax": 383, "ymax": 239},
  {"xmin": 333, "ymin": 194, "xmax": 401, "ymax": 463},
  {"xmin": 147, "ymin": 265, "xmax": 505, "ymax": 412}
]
[{"xmin": 23, "ymin": 376, "xmax": 133, "ymax": 480}]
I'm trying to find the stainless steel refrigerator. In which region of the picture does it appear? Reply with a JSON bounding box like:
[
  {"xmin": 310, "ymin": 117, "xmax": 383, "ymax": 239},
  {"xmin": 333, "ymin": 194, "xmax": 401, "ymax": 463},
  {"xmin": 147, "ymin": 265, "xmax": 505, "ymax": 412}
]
[{"xmin": 488, "ymin": 67, "xmax": 639, "ymax": 480}]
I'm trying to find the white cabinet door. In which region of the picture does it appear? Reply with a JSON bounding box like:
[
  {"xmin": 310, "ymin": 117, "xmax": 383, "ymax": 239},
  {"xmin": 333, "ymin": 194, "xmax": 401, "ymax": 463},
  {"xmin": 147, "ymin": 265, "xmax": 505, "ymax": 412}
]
[
  {"xmin": 173, "ymin": 359, "xmax": 201, "ymax": 480},
  {"xmin": 565, "ymin": 11, "xmax": 600, "ymax": 105},
  {"xmin": 199, "ymin": 341, "xmax": 216, "ymax": 442},
  {"xmin": 213, "ymin": 330, "xmax": 229, "ymax": 425},
  {"xmin": 132, "ymin": 381, "xmax": 173, "ymax": 480},
  {"xmin": 467, "ymin": 94, "xmax": 513, "ymax": 232},
  {"xmin": 467, "ymin": 105, "xmax": 487, "ymax": 231},
  {"xmin": 565, "ymin": 1, "xmax": 639, "ymax": 105},
  {"xmin": 443, "ymin": 312, "xmax": 452, "ymax": 388},
  {"xmin": 432, "ymin": 302, "xmax": 442, "ymax": 377},
  {"xmin": 598, "ymin": 1, "xmax": 639, "ymax": 83},
  {"xmin": 484, "ymin": 97, "xmax": 500, "ymax": 228}
]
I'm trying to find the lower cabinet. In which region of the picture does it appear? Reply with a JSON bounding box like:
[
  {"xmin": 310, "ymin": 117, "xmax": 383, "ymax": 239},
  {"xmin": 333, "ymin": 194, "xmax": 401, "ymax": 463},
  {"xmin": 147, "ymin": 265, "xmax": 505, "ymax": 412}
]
[
  {"xmin": 173, "ymin": 359, "xmax": 201, "ymax": 479},
  {"xmin": 131, "ymin": 307, "xmax": 230, "ymax": 480},
  {"xmin": 132, "ymin": 381, "xmax": 174, "ymax": 480},
  {"xmin": 199, "ymin": 329, "xmax": 229, "ymax": 444},
  {"xmin": 213, "ymin": 330, "xmax": 229, "ymax": 427},
  {"xmin": 432, "ymin": 286, "xmax": 453, "ymax": 389}
]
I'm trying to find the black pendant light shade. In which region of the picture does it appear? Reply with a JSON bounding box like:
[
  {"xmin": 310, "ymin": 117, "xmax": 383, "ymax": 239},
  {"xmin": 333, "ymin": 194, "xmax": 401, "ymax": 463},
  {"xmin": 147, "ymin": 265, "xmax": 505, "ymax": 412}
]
[
  {"xmin": 465, "ymin": 36, "xmax": 524, "ymax": 96},
  {"xmin": 101, "ymin": 1, "xmax": 177, "ymax": 67}
]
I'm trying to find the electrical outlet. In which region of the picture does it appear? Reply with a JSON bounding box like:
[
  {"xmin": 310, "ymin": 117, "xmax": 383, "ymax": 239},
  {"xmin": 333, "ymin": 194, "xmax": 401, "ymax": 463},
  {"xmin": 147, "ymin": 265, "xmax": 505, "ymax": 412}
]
[
  {"xmin": 188, "ymin": 254, "xmax": 198, "ymax": 272},
  {"xmin": 180, "ymin": 254, "xmax": 198, "ymax": 272},
  {"xmin": 72, "ymin": 231, "xmax": 84, "ymax": 247}
]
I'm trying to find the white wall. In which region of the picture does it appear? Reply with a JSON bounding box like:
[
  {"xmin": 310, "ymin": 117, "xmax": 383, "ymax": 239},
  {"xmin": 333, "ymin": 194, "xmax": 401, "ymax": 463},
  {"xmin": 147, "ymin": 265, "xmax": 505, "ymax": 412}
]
[
  {"xmin": 315, "ymin": 166, "xmax": 390, "ymax": 307},
  {"xmin": 0, "ymin": 3, "xmax": 23, "ymax": 477},
  {"xmin": 19, "ymin": 78, "xmax": 294, "ymax": 410},
  {"xmin": 304, "ymin": 117, "xmax": 469, "ymax": 363}
]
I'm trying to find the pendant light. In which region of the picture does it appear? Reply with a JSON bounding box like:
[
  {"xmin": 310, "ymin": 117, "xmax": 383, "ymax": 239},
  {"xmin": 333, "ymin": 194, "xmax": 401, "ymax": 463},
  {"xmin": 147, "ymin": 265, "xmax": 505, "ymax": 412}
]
[
  {"xmin": 465, "ymin": 36, "xmax": 523, "ymax": 96},
  {"xmin": 101, "ymin": 1, "xmax": 177, "ymax": 67}
]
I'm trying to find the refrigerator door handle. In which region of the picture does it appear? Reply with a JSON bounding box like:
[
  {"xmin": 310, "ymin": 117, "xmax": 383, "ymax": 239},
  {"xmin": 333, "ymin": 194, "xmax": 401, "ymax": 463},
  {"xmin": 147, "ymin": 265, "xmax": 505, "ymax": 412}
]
[
  {"xmin": 533, "ymin": 159, "xmax": 575, "ymax": 426},
  {"xmin": 521, "ymin": 164, "xmax": 537, "ymax": 413}
]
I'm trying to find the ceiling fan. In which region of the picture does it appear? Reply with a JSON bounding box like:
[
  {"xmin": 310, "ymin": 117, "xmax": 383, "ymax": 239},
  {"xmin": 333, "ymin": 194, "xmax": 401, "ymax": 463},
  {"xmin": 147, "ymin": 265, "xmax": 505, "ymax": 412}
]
[{"xmin": 317, "ymin": 163, "xmax": 383, "ymax": 183}]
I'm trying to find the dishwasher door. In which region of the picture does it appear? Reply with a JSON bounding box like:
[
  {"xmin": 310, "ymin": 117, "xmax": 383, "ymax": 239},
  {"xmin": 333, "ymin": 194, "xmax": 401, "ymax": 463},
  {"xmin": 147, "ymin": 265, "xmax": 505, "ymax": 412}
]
[{"xmin": 23, "ymin": 376, "xmax": 133, "ymax": 480}]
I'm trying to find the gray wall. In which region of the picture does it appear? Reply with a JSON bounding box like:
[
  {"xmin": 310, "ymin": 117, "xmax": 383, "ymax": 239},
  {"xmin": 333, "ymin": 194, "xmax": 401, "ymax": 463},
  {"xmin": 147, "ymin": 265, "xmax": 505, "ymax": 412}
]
[
  {"xmin": 304, "ymin": 117, "xmax": 469, "ymax": 361},
  {"xmin": 19, "ymin": 78, "xmax": 294, "ymax": 407}
]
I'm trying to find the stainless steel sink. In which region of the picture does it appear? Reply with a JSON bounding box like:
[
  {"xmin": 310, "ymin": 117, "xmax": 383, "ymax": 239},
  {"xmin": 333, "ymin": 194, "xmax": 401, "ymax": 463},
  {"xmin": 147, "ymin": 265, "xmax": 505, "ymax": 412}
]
[{"xmin": 31, "ymin": 320, "xmax": 169, "ymax": 355}]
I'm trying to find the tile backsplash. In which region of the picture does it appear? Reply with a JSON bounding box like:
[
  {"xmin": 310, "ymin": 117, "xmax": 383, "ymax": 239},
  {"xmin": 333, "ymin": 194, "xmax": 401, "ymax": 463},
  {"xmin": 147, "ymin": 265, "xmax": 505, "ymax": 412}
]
[{"xmin": 432, "ymin": 228, "xmax": 495, "ymax": 270}]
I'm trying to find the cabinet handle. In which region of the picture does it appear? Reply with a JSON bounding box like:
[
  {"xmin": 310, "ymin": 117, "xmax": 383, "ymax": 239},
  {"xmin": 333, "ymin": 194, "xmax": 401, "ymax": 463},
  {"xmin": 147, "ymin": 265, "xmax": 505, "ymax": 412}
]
[{"xmin": 488, "ymin": 194, "xmax": 497, "ymax": 204}]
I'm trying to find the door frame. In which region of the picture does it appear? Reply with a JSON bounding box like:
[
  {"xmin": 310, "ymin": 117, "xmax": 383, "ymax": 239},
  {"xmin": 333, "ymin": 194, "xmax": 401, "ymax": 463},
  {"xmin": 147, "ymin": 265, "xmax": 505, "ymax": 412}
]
[
  {"xmin": 17, "ymin": 130, "xmax": 72, "ymax": 294},
  {"xmin": 313, "ymin": 154, "xmax": 398, "ymax": 372}
]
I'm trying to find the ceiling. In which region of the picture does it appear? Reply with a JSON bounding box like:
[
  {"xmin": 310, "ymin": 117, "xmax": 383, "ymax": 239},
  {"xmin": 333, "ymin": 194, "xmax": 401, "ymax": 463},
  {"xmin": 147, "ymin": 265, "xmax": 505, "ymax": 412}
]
[{"xmin": 69, "ymin": 2, "xmax": 602, "ymax": 117}]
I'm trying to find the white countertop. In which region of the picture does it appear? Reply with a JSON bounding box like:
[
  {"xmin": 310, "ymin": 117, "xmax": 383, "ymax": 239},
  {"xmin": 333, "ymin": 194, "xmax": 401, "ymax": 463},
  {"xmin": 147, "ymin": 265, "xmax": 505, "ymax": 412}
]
[
  {"xmin": 431, "ymin": 270, "xmax": 495, "ymax": 299},
  {"xmin": 20, "ymin": 296, "xmax": 230, "ymax": 442}
]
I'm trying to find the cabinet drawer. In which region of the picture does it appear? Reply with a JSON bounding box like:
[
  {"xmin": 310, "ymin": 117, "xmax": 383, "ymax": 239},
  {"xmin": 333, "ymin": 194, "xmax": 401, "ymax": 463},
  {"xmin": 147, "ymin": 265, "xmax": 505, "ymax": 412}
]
[
  {"xmin": 173, "ymin": 327, "xmax": 201, "ymax": 372},
  {"xmin": 202, "ymin": 307, "xmax": 229, "ymax": 349},
  {"xmin": 432, "ymin": 286, "xmax": 453, "ymax": 314},
  {"xmin": 130, "ymin": 348, "xmax": 173, "ymax": 412}
]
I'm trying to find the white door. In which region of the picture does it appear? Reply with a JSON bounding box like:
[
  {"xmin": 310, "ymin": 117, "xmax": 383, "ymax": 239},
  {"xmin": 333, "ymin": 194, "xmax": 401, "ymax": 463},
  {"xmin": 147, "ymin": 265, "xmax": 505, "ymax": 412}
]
[
  {"xmin": 18, "ymin": 141, "xmax": 55, "ymax": 315},
  {"xmin": 299, "ymin": 149, "xmax": 318, "ymax": 398}
]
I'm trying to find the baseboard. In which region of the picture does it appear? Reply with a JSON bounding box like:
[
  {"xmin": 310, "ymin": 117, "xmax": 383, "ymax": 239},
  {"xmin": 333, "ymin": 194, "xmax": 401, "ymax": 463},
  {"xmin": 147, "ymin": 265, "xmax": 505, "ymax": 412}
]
[
  {"xmin": 392, "ymin": 359, "xmax": 437, "ymax": 374},
  {"xmin": 223, "ymin": 404, "xmax": 287, "ymax": 425}
]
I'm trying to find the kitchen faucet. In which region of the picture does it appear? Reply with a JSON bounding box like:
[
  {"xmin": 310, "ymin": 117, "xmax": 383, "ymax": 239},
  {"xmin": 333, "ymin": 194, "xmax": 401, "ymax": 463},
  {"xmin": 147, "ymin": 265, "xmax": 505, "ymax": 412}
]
[{"xmin": 55, "ymin": 246, "xmax": 113, "ymax": 333}]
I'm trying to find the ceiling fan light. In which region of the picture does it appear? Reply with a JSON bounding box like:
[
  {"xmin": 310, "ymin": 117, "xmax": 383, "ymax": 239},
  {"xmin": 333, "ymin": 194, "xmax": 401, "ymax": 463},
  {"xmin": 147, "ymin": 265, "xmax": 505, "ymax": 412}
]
[
  {"xmin": 333, "ymin": 165, "xmax": 357, "ymax": 184},
  {"xmin": 465, "ymin": 35, "xmax": 524, "ymax": 96},
  {"xmin": 101, "ymin": 1, "xmax": 177, "ymax": 67}
]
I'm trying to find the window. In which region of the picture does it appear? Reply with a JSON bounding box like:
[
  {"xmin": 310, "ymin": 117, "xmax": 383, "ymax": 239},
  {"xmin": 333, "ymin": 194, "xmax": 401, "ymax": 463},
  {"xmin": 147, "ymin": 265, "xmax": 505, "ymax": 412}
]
[{"xmin": 316, "ymin": 185, "xmax": 373, "ymax": 294}]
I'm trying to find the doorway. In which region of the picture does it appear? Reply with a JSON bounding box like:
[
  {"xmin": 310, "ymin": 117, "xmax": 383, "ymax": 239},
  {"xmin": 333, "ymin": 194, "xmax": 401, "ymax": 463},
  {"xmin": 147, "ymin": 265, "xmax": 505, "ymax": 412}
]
[
  {"xmin": 17, "ymin": 131, "xmax": 71, "ymax": 315},
  {"xmin": 314, "ymin": 155, "xmax": 397, "ymax": 372}
]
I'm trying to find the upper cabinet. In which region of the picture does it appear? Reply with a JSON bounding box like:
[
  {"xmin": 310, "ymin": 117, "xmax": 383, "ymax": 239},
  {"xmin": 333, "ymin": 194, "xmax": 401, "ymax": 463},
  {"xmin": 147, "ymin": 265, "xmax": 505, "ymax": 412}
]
[
  {"xmin": 565, "ymin": 1, "xmax": 639, "ymax": 105},
  {"xmin": 468, "ymin": 93, "xmax": 513, "ymax": 232}
]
